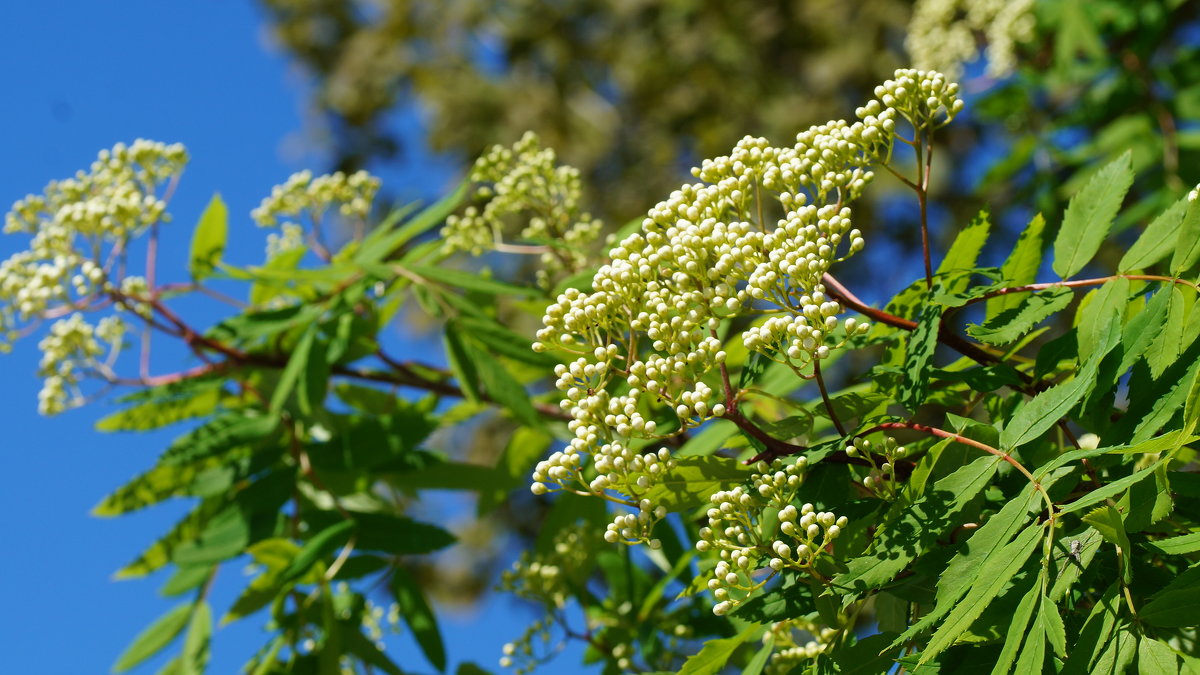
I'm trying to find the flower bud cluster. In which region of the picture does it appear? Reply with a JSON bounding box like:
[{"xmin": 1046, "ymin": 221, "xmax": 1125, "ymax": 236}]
[
  {"xmin": 443, "ymin": 132, "xmax": 602, "ymax": 286},
  {"xmin": 266, "ymin": 222, "xmax": 305, "ymax": 258},
  {"xmin": 764, "ymin": 618, "xmax": 838, "ymax": 675},
  {"xmin": 530, "ymin": 71, "xmax": 958, "ymax": 546},
  {"xmin": 694, "ymin": 459, "xmax": 846, "ymax": 614},
  {"xmin": 845, "ymin": 435, "xmax": 909, "ymax": 499},
  {"xmin": 36, "ymin": 313, "xmax": 123, "ymax": 416},
  {"xmin": 498, "ymin": 616, "xmax": 553, "ymax": 675},
  {"xmin": 531, "ymin": 440, "xmax": 676, "ymax": 547},
  {"xmin": 1, "ymin": 140, "xmax": 187, "ymax": 349},
  {"xmin": 743, "ymin": 298, "xmax": 871, "ymax": 368},
  {"xmin": 251, "ymin": 169, "xmax": 380, "ymax": 255},
  {"xmin": 857, "ymin": 69, "xmax": 964, "ymax": 135},
  {"xmin": 498, "ymin": 525, "xmax": 593, "ymax": 609},
  {"xmin": 907, "ymin": 0, "xmax": 1035, "ymax": 79}
]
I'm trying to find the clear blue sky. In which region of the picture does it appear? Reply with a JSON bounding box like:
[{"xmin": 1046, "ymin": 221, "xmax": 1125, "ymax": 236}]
[{"xmin": 0, "ymin": 2, "xmax": 565, "ymax": 673}]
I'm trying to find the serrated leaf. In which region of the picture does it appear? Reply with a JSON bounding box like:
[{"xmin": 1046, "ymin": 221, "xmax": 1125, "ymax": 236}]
[
  {"xmin": 937, "ymin": 209, "xmax": 991, "ymax": 291},
  {"xmin": 112, "ymin": 602, "xmax": 193, "ymax": 673},
  {"xmin": 1120, "ymin": 193, "xmax": 1189, "ymax": 271},
  {"xmin": 1076, "ymin": 278, "xmax": 1129, "ymax": 362},
  {"xmin": 989, "ymin": 577, "xmax": 1040, "ymax": 675},
  {"xmin": 968, "ymin": 287, "xmax": 1073, "ymax": 345},
  {"xmin": 834, "ymin": 455, "xmax": 1001, "ymax": 595},
  {"xmin": 989, "ymin": 213, "xmax": 1046, "ymax": 320},
  {"xmin": 159, "ymin": 414, "xmax": 278, "ymax": 466},
  {"xmin": 1000, "ymin": 313, "xmax": 1120, "ymax": 450},
  {"xmin": 1171, "ymin": 198, "xmax": 1200, "ymax": 275},
  {"xmin": 1138, "ymin": 637, "xmax": 1182, "ymax": 673},
  {"xmin": 1147, "ymin": 286, "xmax": 1193, "ymax": 378},
  {"xmin": 189, "ymin": 193, "xmax": 227, "ymax": 280},
  {"xmin": 1144, "ymin": 532, "xmax": 1200, "ymax": 555},
  {"xmin": 1013, "ymin": 615, "xmax": 1046, "ymax": 674},
  {"xmin": 917, "ymin": 524, "xmax": 1043, "ymax": 664},
  {"xmin": 642, "ymin": 456, "xmax": 756, "ymax": 512},
  {"xmin": 1053, "ymin": 150, "xmax": 1133, "ymax": 278},
  {"xmin": 392, "ymin": 568, "xmax": 447, "ymax": 671},
  {"xmin": 96, "ymin": 383, "xmax": 223, "ymax": 432},
  {"xmin": 1040, "ymin": 594, "xmax": 1067, "ymax": 657},
  {"xmin": 900, "ymin": 301, "xmax": 943, "ymax": 410},
  {"xmin": 1117, "ymin": 285, "xmax": 1172, "ymax": 377}
]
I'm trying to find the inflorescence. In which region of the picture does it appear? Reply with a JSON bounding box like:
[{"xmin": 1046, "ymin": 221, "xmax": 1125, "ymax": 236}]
[
  {"xmin": 528, "ymin": 71, "xmax": 962, "ymax": 586},
  {"xmin": 442, "ymin": 131, "xmax": 602, "ymax": 287}
]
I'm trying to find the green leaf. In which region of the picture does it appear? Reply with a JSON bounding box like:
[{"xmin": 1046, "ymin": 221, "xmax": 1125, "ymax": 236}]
[
  {"xmin": 1040, "ymin": 594, "xmax": 1067, "ymax": 657},
  {"xmin": 306, "ymin": 511, "xmax": 455, "ymax": 555},
  {"xmin": 988, "ymin": 213, "xmax": 1046, "ymax": 320},
  {"xmin": 96, "ymin": 382, "xmax": 224, "ymax": 432},
  {"xmin": 1119, "ymin": 193, "xmax": 1189, "ymax": 271},
  {"xmin": 464, "ymin": 334, "xmax": 540, "ymax": 428},
  {"xmin": 1146, "ymin": 286, "xmax": 1194, "ymax": 378},
  {"xmin": 112, "ymin": 602, "xmax": 193, "ymax": 673},
  {"xmin": 989, "ymin": 577, "xmax": 1040, "ymax": 675},
  {"xmin": 1144, "ymin": 532, "xmax": 1200, "ymax": 556},
  {"xmin": 281, "ymin": 519, "xmax": 355, "ymax": 584},
  {"xmin": 967, "ymin": 287, "xmax": 1073, "ymax": 345},
  {"xmin": 159, "ymin": 414, "xmax": 278, "ymax": 466},
  {"xmin": 408, "ymin": 264, "xmax": 538, "ymax": 297},
  {"xmin": 189, "ymin": 193, "xmax": 228, "ymax": 280},
  {"xmin": 1141, "ymin": 585, "xmax": 1200, "ymax": 627},
  {"xmin": 1171, "ymin": 198, "xmax": 1200, "ymax": 275},
  {"xmin": 355, "ymin": 180, "xmax": 468, "ymax": 264},
  {"xmin": 677, "ymin": 624, "xmax": 759, "ymax": 675},
  {"xmin": 1117, "ymin": 285, "xmax": 1172, "ymax": 376},
  {"xmin": 270, "ymin": 324, "xmax": 316, "ymax": 414},
  {"xmin": 1000, "ymin": 313, "xmax": 1119, "ymax": 450},
  {"xmin": 900, "ymin": 301, "xmax": 943, "ymax": 410},
  {"xmin": 391, "ymin": 568, "xmax": 446, "ymax": 671},
  {"xmin": 917, "ymin": 524, "xmax": 1043, "ymax": 665},
  {"xmin": 1138, "ymin": 637, "xmax": 1182, "ymax": 673},
  {"xmin": 160, "ymin": 565, "xmax": 212, "ymax": 597},
  {"xmin": 937, "ymin": 209, "xmax": 991, "ymax": 290},
  {"xmin": 170, "ymin": 502, "xmax": 250, "ymax": 566},
  {"xmin": 741, "ymin": 636, "xmax": 774, "ymax": 675},
  {"xmin": 443, "ymin": 324, "xmax": 481, "ymax": 403},
  {"xmin": 1053, "ymin": 150, "xmax": 1133, "ymax": 278},
  {"xmin": 641, "ymin": 455, "xmax": 756, "ymax": 512},
  {"xmin": 1076, "ymin": 278, "xmax": 1130, "ymax": 363},
  {"xmin": 1012, "ymin": 615, "xmax": 1046, "ymax": 674},
  {"xmin": 834, "ymin": 455, "xmax": 1001, "ymax": 595},
  {"xmin": 733, "ymin": 572, "xmax": 815, "ymax": 623},
  {"xmin": 181, "ymin": 601, "xmax": 212, "ymax": 675}
]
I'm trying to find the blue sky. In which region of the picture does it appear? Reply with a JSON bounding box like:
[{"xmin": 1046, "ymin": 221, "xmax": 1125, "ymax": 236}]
[{"xmin": 0, "ymin": 2, "xmax": 561, "ymax": 673}]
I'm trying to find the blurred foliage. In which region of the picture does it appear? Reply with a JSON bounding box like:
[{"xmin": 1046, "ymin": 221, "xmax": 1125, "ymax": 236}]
[{"xmin": 259, "ymin": 0, "xmax": 914, "ymax": 218}]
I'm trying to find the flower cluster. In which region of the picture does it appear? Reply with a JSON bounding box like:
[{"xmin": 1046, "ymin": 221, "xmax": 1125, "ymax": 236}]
[
  {"xmin": 695, "ymin": 458, "xmax": 847, "ymax": 614},
  {"xmin": 907, "ymin": 0, "xmax": 1036, "ymax": 79},
  {"xmin": 251, "ymin": 169, "xmax": 380, "ymax": 255},
  {"xmin": 36, "ymin": 313, "xmax": 124, "ymax": 415},
  {"xmin": 764, "ymin": 618, "xmax": 838, "ymax": 675},
  {"xmin": 497, "ymin": 525, "xmax": 598, "ymax": 674},
  {"xmin": 845, "ymin": 435, "xmax": 910, "ymax": 499},
  {"xmin": 1, "ymin": 140, "xmax": 187, "ymax": 349},
  {"xmin": 442, "ymin": 132, "xmax": 602, "ymax": 286},
  {"xmin": 531, "ymin": 70, "xmax": 959, "ymax": 548},
  {"xmin": 498, "ymin": 524, "xmax": 594, "ymax": 609}
]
